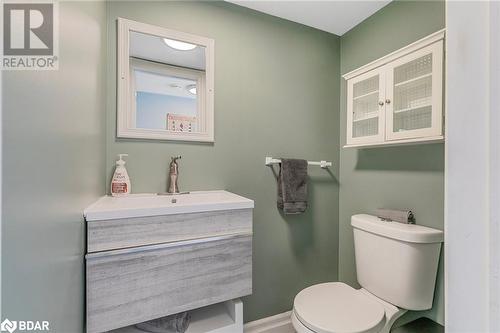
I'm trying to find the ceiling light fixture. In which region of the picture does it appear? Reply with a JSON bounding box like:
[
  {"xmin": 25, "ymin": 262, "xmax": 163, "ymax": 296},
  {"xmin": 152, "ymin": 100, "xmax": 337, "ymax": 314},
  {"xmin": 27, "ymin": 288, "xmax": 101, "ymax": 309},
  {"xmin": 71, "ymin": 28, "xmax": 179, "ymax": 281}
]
[{"xmin": 163, "ymin": 38, "xmax": 197, "ymax": 51}]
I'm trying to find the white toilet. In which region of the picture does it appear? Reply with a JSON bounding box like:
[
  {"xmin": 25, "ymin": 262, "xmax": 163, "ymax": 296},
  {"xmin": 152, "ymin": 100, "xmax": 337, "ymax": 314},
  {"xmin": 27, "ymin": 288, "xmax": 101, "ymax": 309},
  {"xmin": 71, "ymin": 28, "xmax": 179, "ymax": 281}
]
[{"xmin": 292, "ymin": 214, "xmax": 443, "ymax": 333}]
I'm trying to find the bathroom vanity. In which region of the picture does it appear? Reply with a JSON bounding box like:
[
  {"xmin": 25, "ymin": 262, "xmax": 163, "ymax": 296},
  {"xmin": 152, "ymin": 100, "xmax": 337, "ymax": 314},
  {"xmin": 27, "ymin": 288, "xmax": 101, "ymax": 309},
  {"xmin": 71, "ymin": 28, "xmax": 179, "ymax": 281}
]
[{"xmin": 84, "ymin": 191, "xmax": 254, "ymax": 333}]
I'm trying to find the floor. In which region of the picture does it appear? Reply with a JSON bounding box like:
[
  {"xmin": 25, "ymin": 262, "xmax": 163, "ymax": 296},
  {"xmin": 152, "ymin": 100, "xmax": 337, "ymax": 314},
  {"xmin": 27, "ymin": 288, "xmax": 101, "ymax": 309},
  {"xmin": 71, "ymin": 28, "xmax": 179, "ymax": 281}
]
[
  {"xmin": 392, "ymin": 318, "xmax": 444, "ymax": 333},
  {"xmin": 244, "ymin": 315, "xmax": 444, "ymax": 333}
]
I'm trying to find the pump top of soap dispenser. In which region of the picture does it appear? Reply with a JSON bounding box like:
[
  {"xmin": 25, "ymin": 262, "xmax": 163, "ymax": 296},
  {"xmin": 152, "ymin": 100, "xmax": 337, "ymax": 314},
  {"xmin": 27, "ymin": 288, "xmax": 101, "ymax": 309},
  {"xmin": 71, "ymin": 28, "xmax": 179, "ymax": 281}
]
[{"xmin": 116, "ymin": 154, "xmax": 128, "ymax": 166}]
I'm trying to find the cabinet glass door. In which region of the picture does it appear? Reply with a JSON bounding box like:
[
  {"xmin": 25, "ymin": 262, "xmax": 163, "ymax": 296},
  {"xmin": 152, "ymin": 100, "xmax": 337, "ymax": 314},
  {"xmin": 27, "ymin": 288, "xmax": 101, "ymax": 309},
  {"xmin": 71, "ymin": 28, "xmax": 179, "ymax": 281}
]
[
  {"xmin": 385, "ymin": 41, "xmax": 443, "ymax": 140},
  {"xmin": 346, "ymin": 69, "xmax": 385, "ymax": 145}
]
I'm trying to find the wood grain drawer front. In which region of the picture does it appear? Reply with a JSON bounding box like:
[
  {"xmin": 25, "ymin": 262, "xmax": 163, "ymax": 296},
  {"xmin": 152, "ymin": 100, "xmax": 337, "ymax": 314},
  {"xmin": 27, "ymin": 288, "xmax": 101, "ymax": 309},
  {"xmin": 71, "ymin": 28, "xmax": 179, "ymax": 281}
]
[
  {"xmin": 87, "ymin": 209, "xmax": 252, "ymax": 253},
  {"xmin": 86, "ymin": 234, "xmax": 252, "ymax": 333}
]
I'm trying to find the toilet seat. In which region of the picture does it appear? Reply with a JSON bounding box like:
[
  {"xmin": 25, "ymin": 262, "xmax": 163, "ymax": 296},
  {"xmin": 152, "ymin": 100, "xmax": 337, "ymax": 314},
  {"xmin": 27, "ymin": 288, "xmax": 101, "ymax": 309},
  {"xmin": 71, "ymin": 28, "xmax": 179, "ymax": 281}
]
[{"xmin": 293, "ymin": 282, "xmax": 386, "ymax": 333}]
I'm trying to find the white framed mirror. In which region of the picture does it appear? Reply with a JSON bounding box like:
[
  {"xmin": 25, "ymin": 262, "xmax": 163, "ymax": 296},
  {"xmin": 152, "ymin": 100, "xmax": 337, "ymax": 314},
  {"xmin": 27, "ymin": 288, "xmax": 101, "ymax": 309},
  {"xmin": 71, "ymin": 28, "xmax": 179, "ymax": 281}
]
[{"xmin": 117, "ymin": 18, "xmax": 215, "ymax": 142}]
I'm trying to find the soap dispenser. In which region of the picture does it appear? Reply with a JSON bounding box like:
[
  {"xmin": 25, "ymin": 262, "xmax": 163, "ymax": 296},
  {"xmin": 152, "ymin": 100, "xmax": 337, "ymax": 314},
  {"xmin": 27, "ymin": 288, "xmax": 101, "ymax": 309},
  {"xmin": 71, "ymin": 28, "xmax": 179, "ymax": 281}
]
[{"xmin": 111, "ymin": 154, "xmax": 131, "ymax": 196}]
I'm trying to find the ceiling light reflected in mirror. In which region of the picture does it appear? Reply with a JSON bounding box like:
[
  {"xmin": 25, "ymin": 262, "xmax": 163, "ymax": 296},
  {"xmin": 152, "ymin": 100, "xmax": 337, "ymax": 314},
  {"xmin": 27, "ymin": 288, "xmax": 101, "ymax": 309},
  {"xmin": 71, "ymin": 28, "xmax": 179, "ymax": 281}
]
[
  {"xmin": 187, "ymin": 85, "xmax": 197, "ymax": 95},
  {"xmin": 163, "ymin": 38, "xmax": 197, "ymax": 51}
]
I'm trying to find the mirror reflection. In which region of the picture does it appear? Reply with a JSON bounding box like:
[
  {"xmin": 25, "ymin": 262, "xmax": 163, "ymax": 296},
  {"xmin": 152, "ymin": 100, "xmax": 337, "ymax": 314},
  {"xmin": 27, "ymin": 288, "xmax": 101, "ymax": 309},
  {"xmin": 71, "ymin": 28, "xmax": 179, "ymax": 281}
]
[
  {"xmin": 129, "ymin": 31, "xmax": 206, "ymax": 133},
  {"xmin": 117, "ymin": 18, "xmax": 214, "ymax": 141}
]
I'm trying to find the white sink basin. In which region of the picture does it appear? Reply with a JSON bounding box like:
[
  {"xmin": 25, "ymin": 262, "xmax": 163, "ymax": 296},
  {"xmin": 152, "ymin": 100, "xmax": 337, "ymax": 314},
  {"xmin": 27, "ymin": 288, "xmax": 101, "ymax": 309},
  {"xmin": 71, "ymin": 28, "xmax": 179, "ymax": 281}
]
[{"xmin": 84, "ymin": 190, "xmax": 254, "ymax": 221}]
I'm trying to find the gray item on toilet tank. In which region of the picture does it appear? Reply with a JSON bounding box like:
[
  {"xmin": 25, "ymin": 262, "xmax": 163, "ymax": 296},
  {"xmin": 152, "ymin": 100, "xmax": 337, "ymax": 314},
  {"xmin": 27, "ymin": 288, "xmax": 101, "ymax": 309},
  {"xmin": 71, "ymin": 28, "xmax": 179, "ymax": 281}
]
[
  {"xmin": 135, "ymin": 311, "xmax": 191, "ymax": 333},
  {"xmin": 376, "ymin": 208, "xmax": 415, "ymax": 224}
]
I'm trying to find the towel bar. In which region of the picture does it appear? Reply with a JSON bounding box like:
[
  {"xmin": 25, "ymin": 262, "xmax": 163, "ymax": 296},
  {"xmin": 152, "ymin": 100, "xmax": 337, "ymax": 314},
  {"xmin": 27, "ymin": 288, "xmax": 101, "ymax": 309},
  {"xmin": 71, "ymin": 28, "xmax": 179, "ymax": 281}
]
[{"xmin": 265, "ymin": 157, "xmax": 332, "ymax": 169}]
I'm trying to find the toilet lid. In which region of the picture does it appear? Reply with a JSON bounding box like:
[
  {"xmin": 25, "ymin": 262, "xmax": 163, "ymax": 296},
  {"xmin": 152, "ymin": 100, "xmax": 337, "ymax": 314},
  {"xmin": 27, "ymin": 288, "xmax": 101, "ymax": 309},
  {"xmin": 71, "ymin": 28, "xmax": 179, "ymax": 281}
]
[{"xmin": 293, "ymin": 282, "xmax": 385, "ymax": 333}]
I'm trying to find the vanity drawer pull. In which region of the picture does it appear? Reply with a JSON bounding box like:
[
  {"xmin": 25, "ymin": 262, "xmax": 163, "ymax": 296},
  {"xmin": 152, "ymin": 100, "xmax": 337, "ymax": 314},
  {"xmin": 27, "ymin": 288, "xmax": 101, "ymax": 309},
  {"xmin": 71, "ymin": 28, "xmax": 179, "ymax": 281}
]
[{"xmin": 85, "ymin": 232, "xmax": 252, "ymax": 259}]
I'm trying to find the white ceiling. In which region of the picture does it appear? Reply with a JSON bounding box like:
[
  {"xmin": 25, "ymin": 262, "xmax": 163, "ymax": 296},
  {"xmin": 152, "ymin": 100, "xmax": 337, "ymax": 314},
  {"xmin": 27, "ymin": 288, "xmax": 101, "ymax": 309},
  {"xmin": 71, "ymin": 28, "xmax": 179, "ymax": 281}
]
[{"xmin": 226, "ymin": 1, "xmax": 392, "ymax": 36}]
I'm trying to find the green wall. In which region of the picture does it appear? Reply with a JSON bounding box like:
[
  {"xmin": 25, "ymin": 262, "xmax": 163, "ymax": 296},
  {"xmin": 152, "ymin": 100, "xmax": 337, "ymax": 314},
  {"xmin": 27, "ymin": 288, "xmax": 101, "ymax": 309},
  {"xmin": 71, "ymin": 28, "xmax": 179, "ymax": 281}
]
[
  {"xmin": 106, "ymin": 1, "xmax": 341, "ymax": 322},
  {"xmin": 1, "ymin": 2, "xmax": 107, "ymax": 331},
  {"xmin": 339, "ymin": 0, "xmax": 445, "ymax": 326}
]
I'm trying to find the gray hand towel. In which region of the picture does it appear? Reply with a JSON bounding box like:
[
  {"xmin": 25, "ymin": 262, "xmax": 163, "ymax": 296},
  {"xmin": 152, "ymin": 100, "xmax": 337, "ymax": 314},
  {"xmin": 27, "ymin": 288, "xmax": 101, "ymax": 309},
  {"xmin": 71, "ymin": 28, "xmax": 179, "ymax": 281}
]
[
  {"xmin": 376, "ymin": 208, "xmax": 415, "ymax": 224},
  {"xmin": 135, "ymin": 311, "xmax": 191, "ymax": 333},
  {"xmin": 277, "ymin": 158, "xmax": 308, "ymax": 214}
]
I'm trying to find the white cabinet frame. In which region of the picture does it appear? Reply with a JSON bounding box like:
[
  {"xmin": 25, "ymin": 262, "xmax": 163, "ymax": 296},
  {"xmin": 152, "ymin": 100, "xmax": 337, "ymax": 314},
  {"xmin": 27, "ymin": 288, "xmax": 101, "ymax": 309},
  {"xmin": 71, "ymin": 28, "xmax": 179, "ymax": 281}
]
[{"xmin": 343, "ymin": 29, "xmax": 445, "ymax": 148}]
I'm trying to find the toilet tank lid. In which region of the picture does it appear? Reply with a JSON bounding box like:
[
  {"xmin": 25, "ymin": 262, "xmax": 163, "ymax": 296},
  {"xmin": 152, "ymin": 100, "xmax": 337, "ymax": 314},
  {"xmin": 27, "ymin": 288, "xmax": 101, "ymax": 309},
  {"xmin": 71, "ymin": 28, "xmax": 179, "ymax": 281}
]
[{"xmin": 351, "ymin": 214, "xmax": 443, "ymax": 243}]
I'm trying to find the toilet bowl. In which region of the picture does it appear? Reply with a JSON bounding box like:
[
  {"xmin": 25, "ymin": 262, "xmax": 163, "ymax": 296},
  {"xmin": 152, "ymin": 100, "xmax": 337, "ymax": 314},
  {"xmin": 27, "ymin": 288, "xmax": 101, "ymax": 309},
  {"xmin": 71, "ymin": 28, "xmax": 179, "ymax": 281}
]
[
  {"xmin": 291, "ymin": 214, "xmax": 443, "ymax": 333},
  {"xmin": 291, "ymin": 283, "xmax": 406, "ymax": 333}
]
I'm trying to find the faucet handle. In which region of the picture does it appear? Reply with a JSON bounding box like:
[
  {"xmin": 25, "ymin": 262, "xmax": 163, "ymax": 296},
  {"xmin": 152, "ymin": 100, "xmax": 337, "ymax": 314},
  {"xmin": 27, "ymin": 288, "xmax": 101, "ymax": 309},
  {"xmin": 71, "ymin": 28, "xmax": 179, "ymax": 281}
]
[{"xmin": 171, "ymin": 155, "xmax": 181, "ymax": 162}]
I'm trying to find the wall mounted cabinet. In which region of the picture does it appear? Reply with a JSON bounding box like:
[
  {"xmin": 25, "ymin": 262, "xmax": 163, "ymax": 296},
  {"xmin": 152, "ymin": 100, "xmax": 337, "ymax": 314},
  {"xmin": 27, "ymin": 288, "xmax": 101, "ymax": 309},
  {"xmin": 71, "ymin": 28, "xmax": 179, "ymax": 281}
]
[{"xmin": 344, "ymin": 30, "xmax": 445, "ymax": 148}]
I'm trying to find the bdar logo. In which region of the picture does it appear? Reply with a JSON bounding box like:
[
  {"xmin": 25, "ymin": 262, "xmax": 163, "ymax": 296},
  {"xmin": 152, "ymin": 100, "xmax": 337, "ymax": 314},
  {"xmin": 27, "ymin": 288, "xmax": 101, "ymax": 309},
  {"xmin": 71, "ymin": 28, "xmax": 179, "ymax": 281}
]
[
  {"xmin": 3, "ymin": 3, "xmax": 54, "ymax": 56},
  {"xmin": 0, "ymin": 319, "xmax": 49, "ymax": 332},
  {"xmin": 0, "ymin": 319, "xmax": 17, "ymax": 333}
]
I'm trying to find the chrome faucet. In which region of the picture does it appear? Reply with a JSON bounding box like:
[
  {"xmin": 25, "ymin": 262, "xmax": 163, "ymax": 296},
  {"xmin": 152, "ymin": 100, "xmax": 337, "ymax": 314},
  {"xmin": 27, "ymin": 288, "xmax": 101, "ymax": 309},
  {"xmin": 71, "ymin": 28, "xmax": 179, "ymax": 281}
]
[{"xmin": 167, "ymin": 156, "xmax": 181, "ymax": 193}]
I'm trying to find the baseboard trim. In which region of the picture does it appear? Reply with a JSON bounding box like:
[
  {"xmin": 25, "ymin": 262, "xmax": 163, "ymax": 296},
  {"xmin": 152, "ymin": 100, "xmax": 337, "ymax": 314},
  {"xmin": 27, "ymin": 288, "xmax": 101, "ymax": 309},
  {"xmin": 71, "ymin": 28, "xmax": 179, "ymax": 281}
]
[{"xmin": 244, "ymin": 311, "xmax": 293, "ymax": 333}]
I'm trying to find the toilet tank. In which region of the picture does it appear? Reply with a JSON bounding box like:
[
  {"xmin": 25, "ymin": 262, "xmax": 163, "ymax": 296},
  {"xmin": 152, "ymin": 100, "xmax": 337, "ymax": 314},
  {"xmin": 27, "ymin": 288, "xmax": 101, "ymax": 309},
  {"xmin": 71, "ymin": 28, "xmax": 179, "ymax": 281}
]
[{"xmin": 352, "ymin": 214, "xmax": 443, "ymax": 311}]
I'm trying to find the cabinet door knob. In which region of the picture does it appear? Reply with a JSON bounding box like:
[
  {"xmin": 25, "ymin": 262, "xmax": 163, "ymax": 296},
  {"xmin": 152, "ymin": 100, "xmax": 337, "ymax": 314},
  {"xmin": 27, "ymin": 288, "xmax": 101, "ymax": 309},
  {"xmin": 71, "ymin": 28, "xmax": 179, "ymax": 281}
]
[
  {"xmin": 378, "ymin": 101, "xmax": 384, "ymax": 106},
  {"xmin": 385, "ymin": 99, "xmax": 391, "ymax": 104}
]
